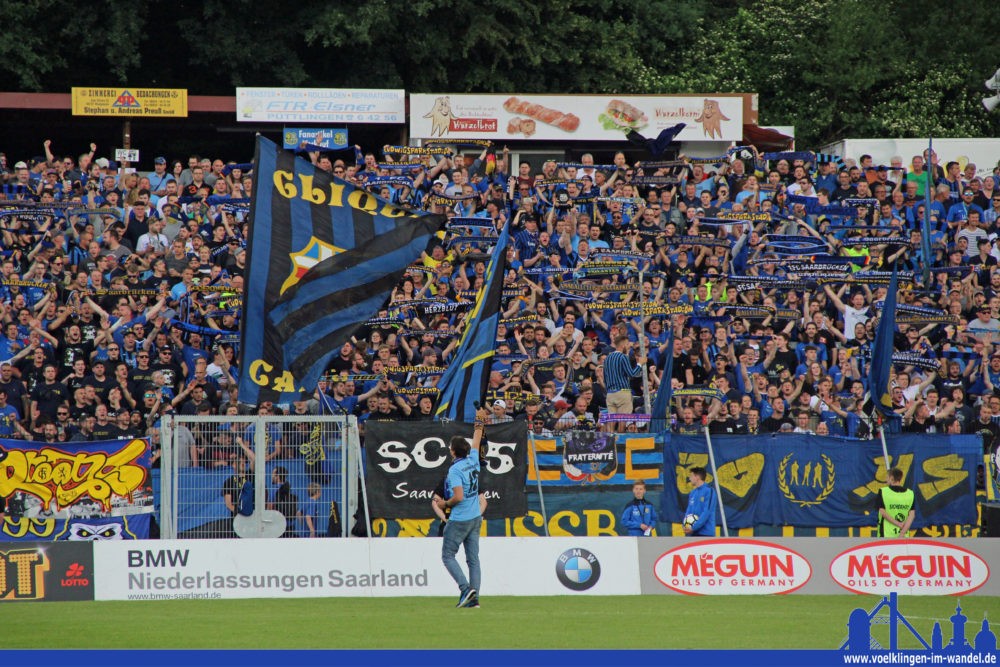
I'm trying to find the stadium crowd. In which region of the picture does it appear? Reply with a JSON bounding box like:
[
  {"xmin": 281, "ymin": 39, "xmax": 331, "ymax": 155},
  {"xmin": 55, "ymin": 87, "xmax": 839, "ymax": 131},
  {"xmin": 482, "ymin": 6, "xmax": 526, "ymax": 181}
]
[{"xmin": 2, "ymin": 138, "xmax": 1000, "ymax": 473}]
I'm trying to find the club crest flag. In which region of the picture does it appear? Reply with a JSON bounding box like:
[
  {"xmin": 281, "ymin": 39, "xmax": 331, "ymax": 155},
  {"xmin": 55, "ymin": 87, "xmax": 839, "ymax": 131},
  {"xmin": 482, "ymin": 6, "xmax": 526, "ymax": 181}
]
[
  {"xmin": 869, "ymin": 265, "xmax": 900, "ymax": 428},
  {"xmin": 238, "ymin": 136, "xmax": 445, "ymax": 405}
]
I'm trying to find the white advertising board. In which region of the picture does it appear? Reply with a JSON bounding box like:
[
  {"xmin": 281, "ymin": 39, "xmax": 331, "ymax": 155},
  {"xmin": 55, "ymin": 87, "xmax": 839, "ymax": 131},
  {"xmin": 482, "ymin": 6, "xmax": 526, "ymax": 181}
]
[
  {"xmin": 409, "ymin": 94, "xmax": 743, "ymax": 142},
  {"xmin": 236, "ymin": 88, "xmax": 405, "ymax": 124},
  {"xmin": 94, "ymin": 537, "xmax": 638, "ymax": 601}
]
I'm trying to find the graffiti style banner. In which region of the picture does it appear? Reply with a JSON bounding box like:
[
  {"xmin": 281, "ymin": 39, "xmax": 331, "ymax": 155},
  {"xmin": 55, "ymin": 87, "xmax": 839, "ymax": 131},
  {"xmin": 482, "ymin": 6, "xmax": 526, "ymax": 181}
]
[
  {"xmin": 661, "ymin": 434, "xmax": 980, "ymax": 530},
  {"xmin": 0, "ymin": 438, "xmax": 153, "ymax": 542},
  {"xmin": 0, "ymin": 541, "xmax": 95, "ymax": 601},
  {"xmin": 365, "ymin": 421, "xmax": 527, "ymax": 519}
]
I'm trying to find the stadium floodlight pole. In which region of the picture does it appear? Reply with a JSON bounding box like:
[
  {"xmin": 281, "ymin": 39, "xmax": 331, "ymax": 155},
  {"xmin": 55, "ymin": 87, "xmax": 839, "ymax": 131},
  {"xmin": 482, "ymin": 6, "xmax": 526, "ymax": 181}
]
[
  {"xmin": 528, "ymin": 430, "xmax": 550, "ymax": 536},
  {"xmin": 702, "ymin": 424, "xmax": 729, "ymax": 537},
  {"xmin": 637, "ymin": 267, "xmax": 652, "ymax": 415}
]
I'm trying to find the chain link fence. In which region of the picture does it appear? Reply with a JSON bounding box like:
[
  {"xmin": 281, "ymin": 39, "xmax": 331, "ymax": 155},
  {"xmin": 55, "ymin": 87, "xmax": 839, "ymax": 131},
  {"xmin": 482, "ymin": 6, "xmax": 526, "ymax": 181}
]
[{"xmin": 159, "ymin": 415, "xmax": 359, "ymax": 539}]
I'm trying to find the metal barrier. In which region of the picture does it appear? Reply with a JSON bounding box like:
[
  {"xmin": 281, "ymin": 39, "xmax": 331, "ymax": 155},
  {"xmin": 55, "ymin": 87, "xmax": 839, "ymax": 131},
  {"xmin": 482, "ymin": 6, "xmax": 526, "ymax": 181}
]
[{"xmin": 159, "ymin": 415, "xmax": 360, "ymax": 539}]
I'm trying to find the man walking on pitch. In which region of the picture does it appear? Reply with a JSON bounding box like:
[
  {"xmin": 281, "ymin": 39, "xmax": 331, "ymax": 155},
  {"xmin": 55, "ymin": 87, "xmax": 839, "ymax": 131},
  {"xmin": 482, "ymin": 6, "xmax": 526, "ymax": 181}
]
[
  {"xmin": 878, "ymin": 467, "xmax": 915, "ymax": 538},
  {"xmin": 436, "ymin": 406, "xmax": 489, "ymax": 608}
]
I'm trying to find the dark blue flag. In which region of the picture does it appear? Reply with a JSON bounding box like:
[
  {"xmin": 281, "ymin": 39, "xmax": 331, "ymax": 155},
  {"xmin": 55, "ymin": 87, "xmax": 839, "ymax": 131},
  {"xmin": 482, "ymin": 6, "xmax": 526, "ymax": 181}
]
[
  {"xmin": 869, "ymin": 265, "xmax": 899, "ymax": 427},
  {"xmin": 435, "ymin": 220, "xmax": 511, "ymax": 422},
  {"xmin": 649, "ymin": 326, "xmax": 675, "ymax": 434},
  {"xmin": 238, "ymin": 136, "xmax": 444, "ymax": 406}
]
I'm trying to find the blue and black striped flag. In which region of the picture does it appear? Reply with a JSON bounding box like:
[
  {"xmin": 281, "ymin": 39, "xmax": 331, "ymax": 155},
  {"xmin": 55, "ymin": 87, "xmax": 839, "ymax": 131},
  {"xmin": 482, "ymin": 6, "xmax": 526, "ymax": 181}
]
[
  {"xmin": 238, "ymin": 136, "xmax": 444, "ymax": 406},
  {"xmin": 435, "ymin": 220, "xmax": 511, "ymax": 422},
  {"xmin": 649, "ymin": 325, "xmax": 675, "ymax": 434}
]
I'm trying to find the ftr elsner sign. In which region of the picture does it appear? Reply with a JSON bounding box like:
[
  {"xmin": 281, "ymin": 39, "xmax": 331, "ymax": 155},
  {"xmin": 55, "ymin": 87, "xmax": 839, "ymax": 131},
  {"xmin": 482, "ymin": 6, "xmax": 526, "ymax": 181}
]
[{"xmin": 236, "ymin": 88, "xmax": 405, "ymax": 124}]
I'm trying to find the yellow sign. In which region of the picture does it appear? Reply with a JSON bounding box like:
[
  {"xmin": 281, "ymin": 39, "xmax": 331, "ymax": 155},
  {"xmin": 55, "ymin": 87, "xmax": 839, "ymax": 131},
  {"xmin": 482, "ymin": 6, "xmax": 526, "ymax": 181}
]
[{"xmin": 71, "ymin": 87, "xmax": 188, "ymax": 117}]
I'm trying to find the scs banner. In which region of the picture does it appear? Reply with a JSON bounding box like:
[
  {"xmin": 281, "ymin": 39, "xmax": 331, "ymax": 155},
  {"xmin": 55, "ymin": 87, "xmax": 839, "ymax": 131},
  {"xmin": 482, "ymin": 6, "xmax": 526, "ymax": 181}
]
[
  {"xmin": 365, "ymin": 421, "xmax": 527, "ymax": 519},
  {"xmin": 661, "ymin": 433, "xmax": 979, "ymax": 529},
  {"xmin": 0, "ymin": 438, "xmax": 153, "ymax": 542},
  {"xmin": 0, "ymin": 542, "xmax": 94, "ymax": 602}
]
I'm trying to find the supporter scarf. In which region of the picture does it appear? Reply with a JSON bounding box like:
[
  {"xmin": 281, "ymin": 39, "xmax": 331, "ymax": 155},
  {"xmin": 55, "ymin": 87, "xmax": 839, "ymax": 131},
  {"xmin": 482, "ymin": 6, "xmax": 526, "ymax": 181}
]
[
  {"xmin": 730, "ymin": 276, "xmax": 813, "ymax": 293},
  {"xmin": 556, "ymin": 163, "xmax": 618, "ymax": 171},
  {"xmin": 636, "ymin": 160, "xmax": 687, "ymax": 169},
  {"xmin": 68, "ymin": 207, "xmax": 123, "ymax": 220},
  {"xmin": 662, "ymin": 235, "xmax": 732, "ymax": 248},
  {"xmin": 391, "ymin": 297, "xmax": 449, "ymax": 308},
  {"xmin": 383, "ymin": 145, "xmax": 447, "ymax": 157},
  {"xmin": 3, "ymin": 278, "xmax": 54, "ymax": 290},
  {"xmin": 578, "ymin": 260, "xmax": 633, "ymax": 272},
  {"xmin": 673, "ymin": 387, "xmax": 726, "ymax": 402},
  {"xmin": 427, "ymin": 194, "xmax": 480, "ymax": 205},
  {"xmin": 717, "ymin": 212, "xmax": 772, "ymax": 222},
  {"xmin": 0, "ymin": 209, "xmax": 56, "ymax": 221},
  {"xmin": 90, "ymin": 288, "xmax": 158, "ymax": 296},
  {"xmin": 722, "ymin": 304, "xmax": 776, "ymax": 319},
  {"xmin": 761, "ymin": 151, "xmax": 815, "ymax": 163},
  {"xmin": 524, "ymin": 357, "xmax": 568, "ymax": 370},
  {"xmin": 327, "ymin": 373, "xmax": 384, "ymax": 382},
  {"xmin": 599, "ymin": 413, "xmax": 651, "ymax": 424},
  {"xmin": 405, "ymin": 265, "xmax": 436, "ymax": 277},
  {"xmin": 385, "ymin": 365, "xmax": 447, "ymax": 374},
  {"xmin": 826, "ymin": 225, "xmax": 891, "ymax": 231},
  {"xmin": 629, "ymin": 176, "xmax": 680, "ymax": 186},
  {"xmin": 486, "ymin": 389, "xmax": 540, "ymax": 404},
  {"xmin": 891, "ymin": 352, "xmax": 940, "ymax": 371},
  {"xmin": 894, "ymin": 314, "xmax": 959, "ymax": 325},
  {"xmin": 840, "ymin": 237, "xmax": 910, "ymax": 248},
  {"xmin": 219, "ymin": 202, "xmax": 250, "ymax": 215},
  {"xmin": 423, "ymin": 302, "xmax": 473, "ymax": 314},
  {"xmin": 376, "ymin": 162, "xmax": 423, "ymax": 171},
  {"xmin": 448, "ymin": 237, "xmax": 497, "ymax": 249},
  {"xmin": 168, "ymin": 319, "xmax": 236, "ymax": 337},
  {"xmin": 818, "ymin": 270, "xmax": 914, "ymax": 286},
  {"xmin": 535, "ymin": 178, "xmax": 586, "ymax": 187},
  {"xmin": 499, "ymin": 315, "xmax": 536, "ymax": 326},
  {"xmin": 523, "ymin": 266, "xmax": 571, "ymax": 275},
  {"xmin": 587, "ymin": 301, "xmax": 692, "ymax": 317},
  {"xmin": 558, "ymin": 281, "xmax": 641, "ymax": 293},
  {"xmin": 554, "ymin": 290, "xmax": 598, "ymax": 302},
  {"xmin": 812, "ymin": 153, "xmax": 846, "ymax": 170},
  {"xmin": 785, "ymin": 195, "xmax": 859, "ymax": 218},
  {"xmin": 365, "ymin": 316, "xmax": 406, "ymax": 326},
  {"xmin": 398, "ymin": 329, "xmax": 459, "ymax": 338},
  {"xmin": 773, "ymin": 308, "xmax": 802, "ymax": 319},
  {"xmin": 366, "ymin": 176, "xmax": 415, "ymax": 188},
  {"xmin": 447, "ymin": 217, "xmax": 495, "ymax": 228},
  {"xmin": 592, "ymin": 249, "xmax": 653, "ymax": 261},
  {"xmin": 595, "ymin": 196, "xmax": 644, "ymax": 205},
  {"xmin": 841, "ymin": 198, "xmax": 879, "ymax": 208},
  {"xmin": 396, "ymin": 387, "xmax": 440, "ymax": 395},
  {"xmin": 930, "ymin": 266, "xmax": 974, "ymax": 274},
  {"xmin": 783, "ymin": 261, "xmax": 855, "ymax": 273},
  {"xmin": 873, "ymin": 303, "xmax": 944, "ymax": 317}
]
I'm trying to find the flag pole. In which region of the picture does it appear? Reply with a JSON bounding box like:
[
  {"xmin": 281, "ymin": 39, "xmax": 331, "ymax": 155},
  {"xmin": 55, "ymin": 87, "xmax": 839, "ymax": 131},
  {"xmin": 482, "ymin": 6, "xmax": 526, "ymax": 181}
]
[
  {"xmin": 703, "ymin": 423, "xmax": 729, "ymax": 537},
  {"xmin": 638, "ymin": 267, "xmax": 652, "ymax": 415},
  {"xmin": 527, "ymin": 430, "xmax": 550, "ymax": 537},
  {"xmin": 877, "ymin": 416, "xmax": 892, "ymax": 475}
]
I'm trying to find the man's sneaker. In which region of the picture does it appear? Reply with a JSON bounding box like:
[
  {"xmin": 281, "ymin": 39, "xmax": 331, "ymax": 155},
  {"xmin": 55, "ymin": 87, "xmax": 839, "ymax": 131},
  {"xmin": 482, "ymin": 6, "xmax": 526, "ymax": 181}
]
[
  {"xmin": 455, "ymin": 587, "xmax": 478, "ymax": 607},
  {"xmin": 465, "ymin": 595, "xmax": 480, "ymax": 608},
  {"xmin": 457, "ymin": 587, "xmax": 477, "ymax": 608}
]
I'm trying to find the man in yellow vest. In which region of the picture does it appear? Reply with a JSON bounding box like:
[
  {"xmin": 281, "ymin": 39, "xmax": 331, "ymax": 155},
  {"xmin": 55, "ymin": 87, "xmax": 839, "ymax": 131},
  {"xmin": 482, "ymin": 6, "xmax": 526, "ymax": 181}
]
[{"xmin": 878, "ymin": 467, "xmax": 915, "ymax": 537}]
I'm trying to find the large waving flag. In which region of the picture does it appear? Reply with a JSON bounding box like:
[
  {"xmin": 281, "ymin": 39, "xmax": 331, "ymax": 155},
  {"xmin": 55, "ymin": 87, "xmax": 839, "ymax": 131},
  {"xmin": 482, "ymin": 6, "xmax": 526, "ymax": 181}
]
[
  {"xmin": 649, "ymin": 326, "xmax": 675, "ymax": 434},
  {"xmin": 921, "ymin": 137, "xmax": 934, "ymax": 286},
  {"xmin": 869, "ymin": 266, "xmax": 900, "ymax": 429},
  {"xmin": 435, "ymin": 221, "xmax": 510, "ymax": 422},
  {"xmin": 239, "ymin": 136, "xmax": 444, "ymax": 406}
]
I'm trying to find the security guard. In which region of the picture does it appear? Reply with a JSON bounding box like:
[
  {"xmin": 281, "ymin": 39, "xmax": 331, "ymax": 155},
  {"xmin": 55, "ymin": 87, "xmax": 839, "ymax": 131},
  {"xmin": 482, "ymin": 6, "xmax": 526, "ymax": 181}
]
[{"xmin": 878, "ymin": 467, "xmax": 915, "ymax": 538}]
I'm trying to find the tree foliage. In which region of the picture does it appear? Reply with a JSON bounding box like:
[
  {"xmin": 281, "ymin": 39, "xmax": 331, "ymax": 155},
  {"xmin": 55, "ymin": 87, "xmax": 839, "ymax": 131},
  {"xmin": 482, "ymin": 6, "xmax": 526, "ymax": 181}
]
[{"xmin": 0, "ymin": 0, "xmax": 998, "ymax": 146}]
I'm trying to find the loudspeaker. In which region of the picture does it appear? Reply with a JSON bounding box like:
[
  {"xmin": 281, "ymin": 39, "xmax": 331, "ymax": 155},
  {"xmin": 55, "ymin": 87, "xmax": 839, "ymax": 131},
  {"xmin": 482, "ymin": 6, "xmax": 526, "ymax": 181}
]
[
  {"xmin": 983, "ymin": 502, "xmax": 1000, "ymax": 537},
  {"xmin": 984, "ymin": 94, "xmax": 1000, "ymax": 113}
]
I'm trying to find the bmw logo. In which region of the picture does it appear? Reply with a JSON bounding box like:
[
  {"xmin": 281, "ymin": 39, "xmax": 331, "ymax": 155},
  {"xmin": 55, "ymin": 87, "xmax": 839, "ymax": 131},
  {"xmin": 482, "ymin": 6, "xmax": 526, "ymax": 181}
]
[{"xmin": 556, "ymin": 548, "xmax": 601, "ymax": 591}]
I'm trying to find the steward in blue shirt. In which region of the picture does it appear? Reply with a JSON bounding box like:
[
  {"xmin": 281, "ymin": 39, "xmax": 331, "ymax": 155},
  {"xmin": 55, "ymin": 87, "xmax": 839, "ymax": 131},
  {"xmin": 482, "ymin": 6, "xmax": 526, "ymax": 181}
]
[
  {"xmin": 621, "ymin": 480, "xmax": 658, "ymax": 536},
  {"xmin": 684, "ymin": 466, "xmax": 717, "ymax": 537}
]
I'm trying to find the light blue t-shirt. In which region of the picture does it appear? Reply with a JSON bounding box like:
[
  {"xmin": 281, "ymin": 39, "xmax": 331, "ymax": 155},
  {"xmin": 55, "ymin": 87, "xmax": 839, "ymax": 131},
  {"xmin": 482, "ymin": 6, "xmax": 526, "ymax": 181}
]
[{"xmin": 445, "ymin": 446, "xmax": 481, "ymax": 522}]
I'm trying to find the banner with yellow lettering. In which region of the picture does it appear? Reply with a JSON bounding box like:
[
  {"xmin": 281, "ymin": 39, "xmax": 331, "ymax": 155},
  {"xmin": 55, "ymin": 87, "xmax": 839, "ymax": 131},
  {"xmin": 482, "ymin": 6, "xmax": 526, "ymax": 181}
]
[
  {"xmin": 662, "ymin": 434, "xmax": 980, "ymax": 530},
  {"xmin": 238, "ymin": 136, "xmax": 444, "ymax": 405},
  {"xmin": 0, "ymin": 438, "xmax": 153, "ymax": 541}
]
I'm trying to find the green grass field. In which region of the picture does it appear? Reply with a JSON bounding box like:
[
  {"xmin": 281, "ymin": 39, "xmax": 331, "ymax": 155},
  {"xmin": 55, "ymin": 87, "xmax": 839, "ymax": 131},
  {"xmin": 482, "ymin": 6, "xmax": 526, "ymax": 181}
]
[{"xmin": 7, "ymin": 595, "xmax": 999, "ymax": 649}]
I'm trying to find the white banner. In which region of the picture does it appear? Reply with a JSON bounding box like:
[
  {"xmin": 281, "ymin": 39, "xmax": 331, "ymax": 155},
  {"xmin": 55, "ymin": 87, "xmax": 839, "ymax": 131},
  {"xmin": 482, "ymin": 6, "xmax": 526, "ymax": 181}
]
[
  {"xmin": 93, "ymin": 537, "xmax": 638, "ymax": 600},
  {"xmin": 236, "ymin": 88, "xmax": 405, "ymax": 124},
  {"xmin": 409, "ymin": 94, "xmax": 744, "ymax": 142}
]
